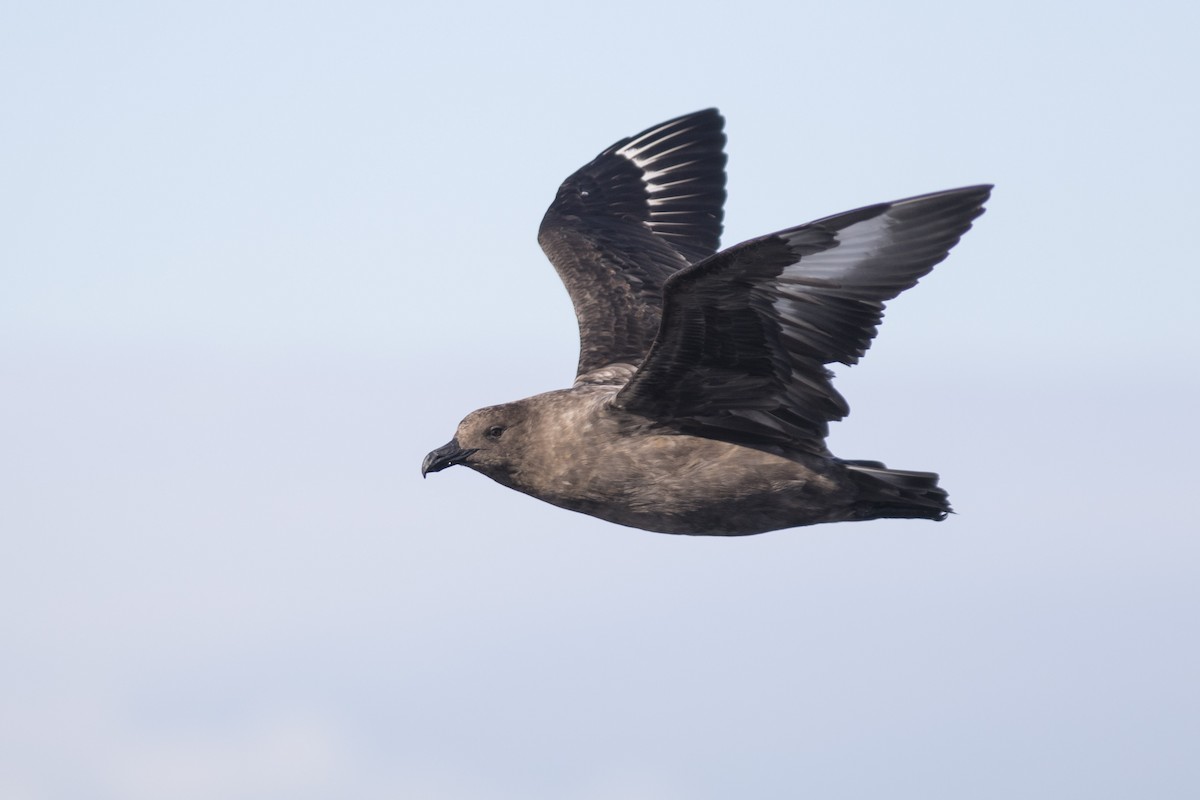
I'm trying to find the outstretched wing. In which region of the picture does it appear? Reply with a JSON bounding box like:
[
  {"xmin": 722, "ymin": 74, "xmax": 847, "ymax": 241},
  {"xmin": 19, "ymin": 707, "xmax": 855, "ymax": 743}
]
[
  {"xmin": 613, "ymin": 185, "xmax": 992, "ymax": 455},
  {"xmin": 538, "ymin": 109, "xmax": 727, "ymax": 381}
]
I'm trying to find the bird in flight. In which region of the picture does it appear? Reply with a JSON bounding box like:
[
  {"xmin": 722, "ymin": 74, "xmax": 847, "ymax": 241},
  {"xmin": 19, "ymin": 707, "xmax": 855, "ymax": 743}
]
[{"xmin": 423, "ymin": 109, "xmax": 990, "ymax": 535}]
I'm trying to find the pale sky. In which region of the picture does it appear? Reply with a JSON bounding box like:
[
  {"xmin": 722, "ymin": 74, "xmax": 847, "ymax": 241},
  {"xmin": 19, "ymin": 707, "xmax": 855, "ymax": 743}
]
[{"xmin": 2, "ymin": 1, "xmax": 1198, "ymax": 798}]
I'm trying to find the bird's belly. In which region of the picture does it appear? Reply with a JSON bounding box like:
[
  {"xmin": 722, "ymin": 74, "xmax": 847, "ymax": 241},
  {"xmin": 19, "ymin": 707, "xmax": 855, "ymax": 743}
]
[{"xmin": 525, "ymin": 435, "xmax": 855, "ymax": 535}]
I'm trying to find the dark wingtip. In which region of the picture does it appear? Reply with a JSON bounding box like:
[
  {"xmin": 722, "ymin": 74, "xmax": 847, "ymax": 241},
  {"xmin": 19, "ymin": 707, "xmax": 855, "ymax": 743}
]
[{"xmin": 542, "ymin": 108, "xmax": 729, "ymax": 264}]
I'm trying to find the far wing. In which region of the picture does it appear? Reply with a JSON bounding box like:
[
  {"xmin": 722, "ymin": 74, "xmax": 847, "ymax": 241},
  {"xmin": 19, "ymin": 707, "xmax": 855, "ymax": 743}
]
[
  {"xmin": 538, "ymin": 109, "xmax": 727, "ymax": 381},
  {"xmin": 613, "ymin": 185, "xmax": 992, "ymax": 455}
]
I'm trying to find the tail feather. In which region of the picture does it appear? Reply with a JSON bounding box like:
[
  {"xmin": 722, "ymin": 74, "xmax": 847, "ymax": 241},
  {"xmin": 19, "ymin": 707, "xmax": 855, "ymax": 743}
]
[{"xmin": 842, "ymin": 461, "xmax": 951, "ymax": 521}]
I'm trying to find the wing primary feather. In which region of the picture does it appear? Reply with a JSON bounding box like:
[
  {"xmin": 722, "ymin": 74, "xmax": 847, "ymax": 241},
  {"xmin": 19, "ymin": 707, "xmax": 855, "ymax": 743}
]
[
  {"xmin": 615, "ymin": 185, "xmax": 992, "ymax": 456},
  {"xmin": 538, "ymin": 109, "xmax": 728, "ymax": 379}
]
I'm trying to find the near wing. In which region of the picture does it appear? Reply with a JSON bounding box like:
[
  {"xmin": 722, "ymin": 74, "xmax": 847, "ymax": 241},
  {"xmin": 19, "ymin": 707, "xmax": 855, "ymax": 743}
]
[
  {"xmin": 613, "ymin": 185, "xmax": 992, "ymax": 456},
  {"xmin": 538, "ymin": 109, "xmax": 727, "ymax": 381}
]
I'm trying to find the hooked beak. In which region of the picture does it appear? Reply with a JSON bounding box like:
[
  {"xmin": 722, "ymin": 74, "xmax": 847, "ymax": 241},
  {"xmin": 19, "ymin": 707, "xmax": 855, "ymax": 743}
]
[{"xmin": 421, "ymin": 438, "xmax": 479, "ymax": 477}]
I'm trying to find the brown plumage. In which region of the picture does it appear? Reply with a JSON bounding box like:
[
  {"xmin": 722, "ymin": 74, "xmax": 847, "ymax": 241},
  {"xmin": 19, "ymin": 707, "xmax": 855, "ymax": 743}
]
[{"xmin": 422, "ymin": 109, "xmax": 991, "ymax": 535}]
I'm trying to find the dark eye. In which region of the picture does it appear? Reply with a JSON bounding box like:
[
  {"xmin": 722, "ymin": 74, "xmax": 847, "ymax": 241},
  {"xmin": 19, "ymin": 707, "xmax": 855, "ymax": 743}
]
[{"xmin": 485, "ymin": 425, "xmax": 505, "ymax": 440}]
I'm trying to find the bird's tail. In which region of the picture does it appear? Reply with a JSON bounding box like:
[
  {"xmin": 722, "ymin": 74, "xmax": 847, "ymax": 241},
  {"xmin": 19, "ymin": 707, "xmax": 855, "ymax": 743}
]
[{"xmin": 840, "ymin": 460, "xmax": 951, "ymax": 521}]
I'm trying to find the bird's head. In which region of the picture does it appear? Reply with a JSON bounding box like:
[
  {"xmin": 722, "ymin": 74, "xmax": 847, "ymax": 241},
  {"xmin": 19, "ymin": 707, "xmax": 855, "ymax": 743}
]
[{"xmin": 421, "ymin": 402, "xmax": 530, "ymax": 481}]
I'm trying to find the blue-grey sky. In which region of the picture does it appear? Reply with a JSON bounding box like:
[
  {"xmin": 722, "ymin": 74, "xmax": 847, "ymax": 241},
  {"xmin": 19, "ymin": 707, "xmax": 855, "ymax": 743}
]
[{"xmin": 3, "ymin": 1, "xmax": 1198, "ymax": 798}]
